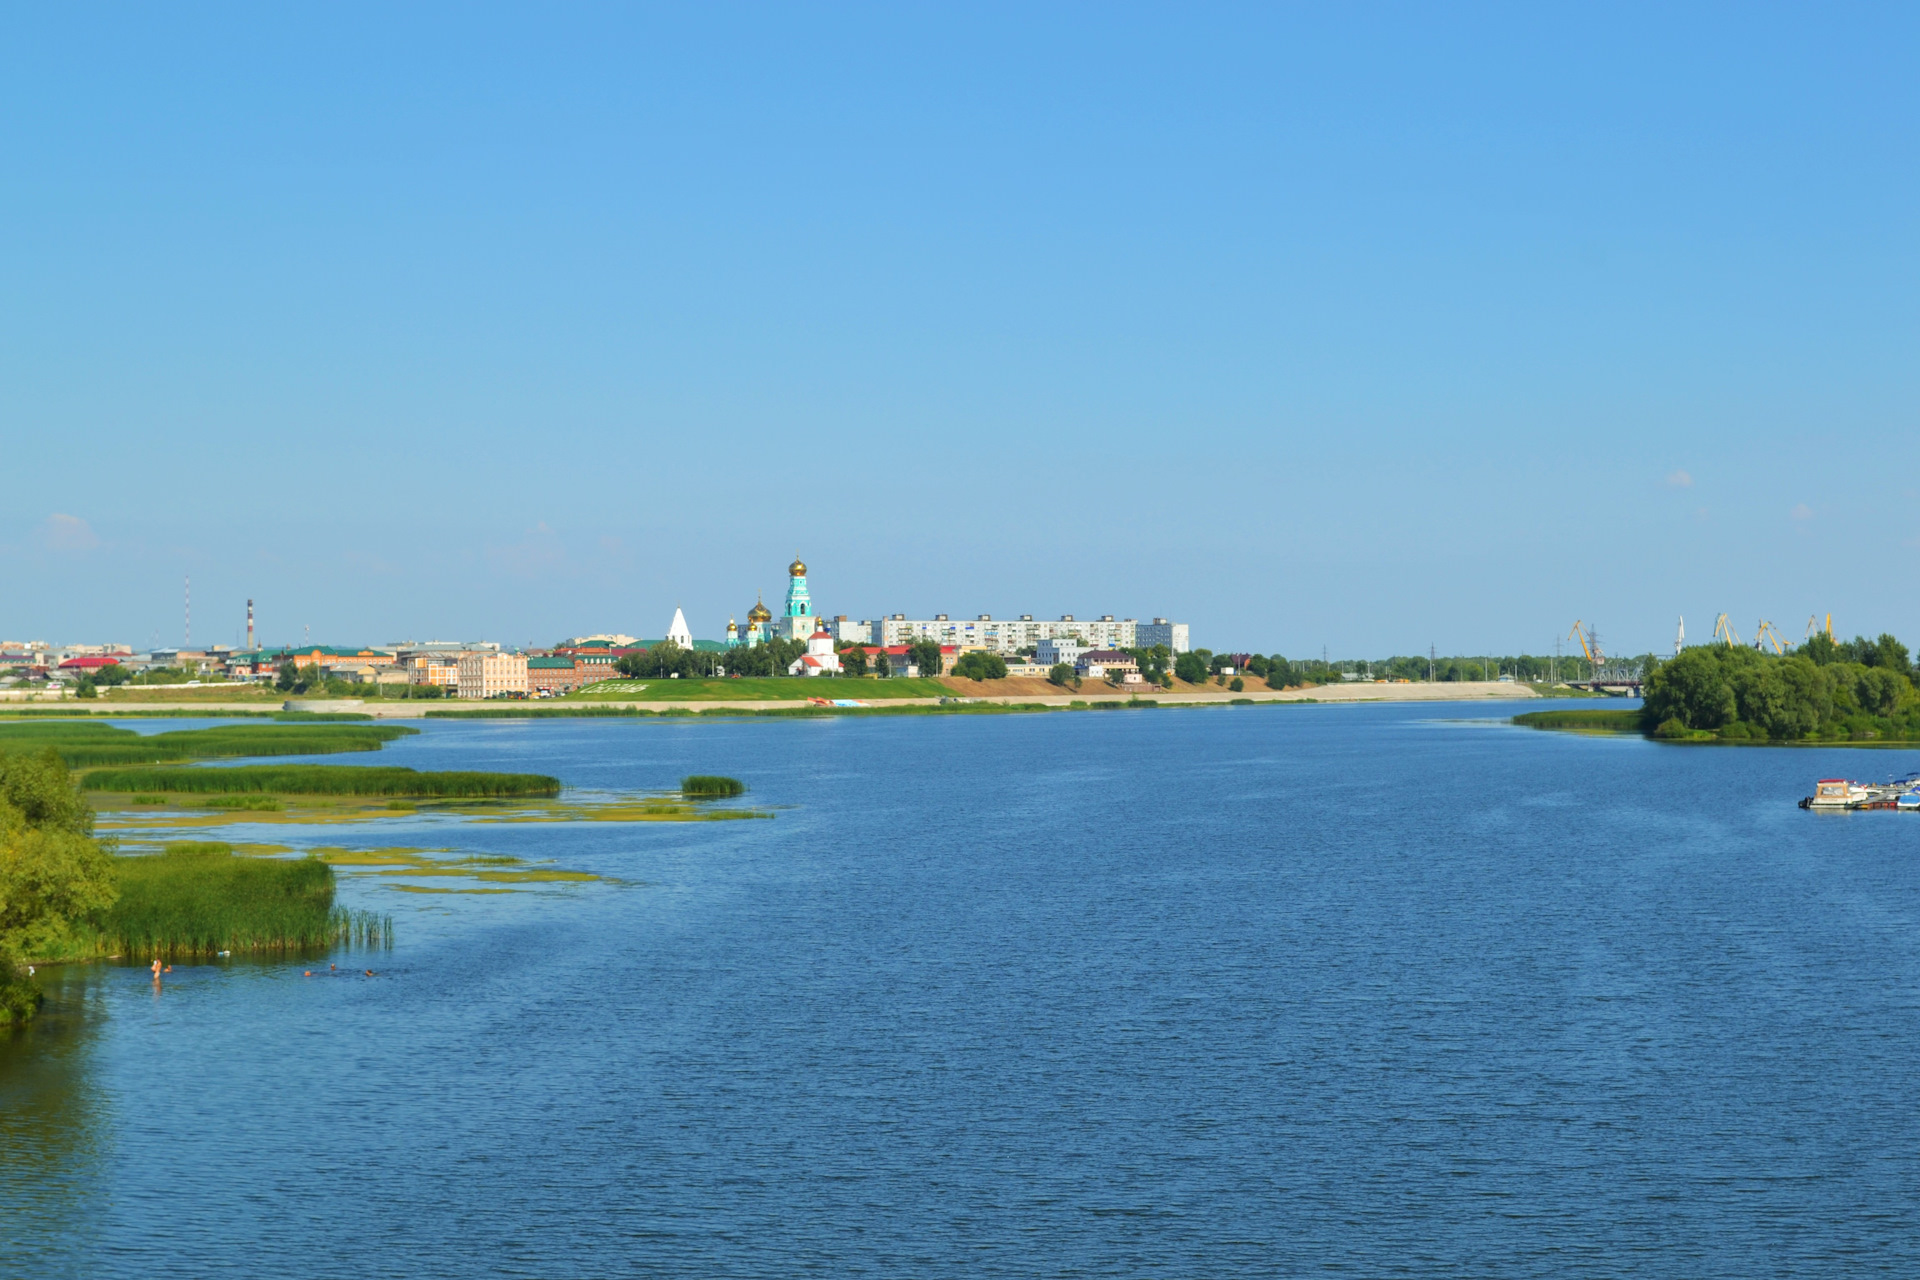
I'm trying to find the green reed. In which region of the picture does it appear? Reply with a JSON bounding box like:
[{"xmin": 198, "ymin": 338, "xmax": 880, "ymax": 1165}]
[
  {"xmin": 681, "ymin": 774, "xmax": 747, "ymax": 798},
  {"xmin": 82, "ymin": 765, "xmax": 562, "ymax": 797},
  {"xmin": 0, "ymin": 721, "xmax": 415, "ymax": 768},
  {"xmin": 98, "ymin": 843, "xmax": 394, "ymax": 958}
]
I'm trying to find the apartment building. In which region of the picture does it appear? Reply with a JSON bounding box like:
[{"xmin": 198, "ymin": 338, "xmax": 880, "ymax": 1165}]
[
  {"xmin": 869, "ymin": 614, "xmax": 1154, "ymax": 655},
  {"xmin": 1135, "ymin": 618, "xmax": 1191, "ymax": 654},
  {"xmin": 457, "ymin": 652, "xmax": 528, "ymax": 699}
]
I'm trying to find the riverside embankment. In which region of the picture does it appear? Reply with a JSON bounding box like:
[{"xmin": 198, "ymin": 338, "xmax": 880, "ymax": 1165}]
[{"xmin": 49, "ymin": 680, "xmax": 1543, "ymax": 718}]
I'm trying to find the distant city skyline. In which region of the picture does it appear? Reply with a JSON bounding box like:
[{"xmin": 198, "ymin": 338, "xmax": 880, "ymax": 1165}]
[{"xmin": 4, "ymin": 7, "xmax": 1915, "ymax": 656}]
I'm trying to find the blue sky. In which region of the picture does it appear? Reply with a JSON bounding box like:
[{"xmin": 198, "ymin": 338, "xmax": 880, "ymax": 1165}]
[{"xmin": 3, "ymin": 5, "xmax": 1914, "ymax": 657}]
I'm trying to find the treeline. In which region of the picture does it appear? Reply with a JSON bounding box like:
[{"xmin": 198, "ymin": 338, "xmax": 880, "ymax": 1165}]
[
  {"xmin": 1640, "ymin": 632, "xmax": 1919, "ymax": 741},
  {"xmin": 614, "ymin": 638, "xmax": 955, "ymax": 680}
]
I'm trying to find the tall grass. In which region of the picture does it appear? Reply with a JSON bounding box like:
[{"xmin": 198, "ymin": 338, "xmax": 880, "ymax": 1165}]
[
  {"xmin": 82, "ymin": 764, "xmax": 562, "ymax": 797},
  {"xmin": 0, "ymin": 721, "xmax": 415, "ymax": 767},
  {"xmin": 99, "ymin": 844, "xmax": 393, "ymax": 958},
  {"xmin": 681, "ymin": 775, "xmax": 746, "ymax": 797}
]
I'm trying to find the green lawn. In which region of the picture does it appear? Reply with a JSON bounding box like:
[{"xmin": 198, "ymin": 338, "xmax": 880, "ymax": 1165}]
[{"xmin": 570, "ymin": 677, "xmax": 953, "ymax": 701}]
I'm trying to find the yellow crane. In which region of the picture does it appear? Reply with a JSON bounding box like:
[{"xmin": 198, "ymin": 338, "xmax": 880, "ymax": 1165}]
[
  {"xmin": 1712, "ymin": 613, "xmax": 1742, "ymax": 647},
  {"xmin": 1755, "ymin": 620, "xmax": 1788, "ymax": 654},
  {"xmin": 1568, "ymin": 620, "xmax": 1596, "ymax": 664},
  {"xmin": 1568, "ymin": 620, "xmax": 1604, "ymax": 679},
  {"xmin": 1805, "ymin": 613, "xmax": 1834, "ymax": 642}
]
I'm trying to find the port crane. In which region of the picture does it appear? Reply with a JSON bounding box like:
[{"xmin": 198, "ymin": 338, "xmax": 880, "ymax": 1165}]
[
  {"xmin": 1806, "ymin": 614, "xmax": 1834, "ymax": 642},
  {"xmin": 1567, "ymin": 620, "xmax": 1642, "ymax": 693},
  {"xmin": 1568, "ymin": 620, "xmax": 1600, "ymax": 674},
  {"xmin": 1754, "ymin": 620, "xmax": 1789, "ymax": 654},
  {"xmin": 1712, "ymin": 613, "xmax": 1742, "ymax": 647}
]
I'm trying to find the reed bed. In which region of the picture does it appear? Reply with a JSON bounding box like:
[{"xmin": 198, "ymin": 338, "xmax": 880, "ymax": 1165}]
[
  {"xmin": 0, "ymin": 721, "xmax": 415, "ymax": 768},
  {"xmin": 82, "ymin": 765, "xmax": 562, "ymax": 797},
  {"xmin": 99, "ymin": 843, "xmax": 393, "ymax": 958},
  {"xmin": 681, "ymin": 774, "xmax": 747, "ymax": 798},
  {"xmin": 1511, "ymin": 708, "xmax": 1643, "ymax": 732}
]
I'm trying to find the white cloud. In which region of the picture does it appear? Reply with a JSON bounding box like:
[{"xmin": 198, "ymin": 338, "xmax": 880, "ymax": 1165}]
[
  {"xmin": 34, "ymin": 513, "xmax": 100, "ymax": 552},
  {"xmin": 1664, "ymin": 470, "xmax": 1693, "ymax": 488}
]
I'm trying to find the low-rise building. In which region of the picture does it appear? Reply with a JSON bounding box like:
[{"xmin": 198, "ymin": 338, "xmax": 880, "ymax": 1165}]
[
  {"xmin": 1076, "ymin": 649, "xmax": 1139, "ymax": 680},
  {"xmin": 406, "ymin": 655, "xmax": 462, "ymax": 688},
  {"xmin": 1035, "ymin": 639, "xmax": 1087, "ymax": 668},
  {"xmin": 457, "ymin": 652, "xmax": 528, "ymax": 699},
  {"xmin": 528, "ymin": 655, "xmax": 584, "ymax": 695},
  {"xmin": 788, "ymin": 630, "xmax": 844, "ymax": 677},
  {"xmin": 855, "ymin": 644, "xmax": 959, "ymax": 677}
]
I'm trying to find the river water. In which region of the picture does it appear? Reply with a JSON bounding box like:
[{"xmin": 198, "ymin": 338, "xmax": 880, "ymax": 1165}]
[{"xmin": 5, "ymin": 701, "xmax": 1920, "ymax": 1277}]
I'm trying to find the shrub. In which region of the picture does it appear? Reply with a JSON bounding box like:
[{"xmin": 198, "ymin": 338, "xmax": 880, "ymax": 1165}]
[
  {"xmin": 681, "ymin": 775, "xmax": 746, "ymax": 798},
  {"xmin": 952, "ymin": 651, "xmax": 1008, "ymax": 681},
  {"xmin": 1229, "ymin": 677, "xmax": 1245, "ymax": 692}
]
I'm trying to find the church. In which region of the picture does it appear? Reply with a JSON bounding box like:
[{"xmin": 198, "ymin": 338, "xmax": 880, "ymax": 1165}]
[{"xmin": 726, "ymin": 555, "xmax": 823, "ymax": 648}]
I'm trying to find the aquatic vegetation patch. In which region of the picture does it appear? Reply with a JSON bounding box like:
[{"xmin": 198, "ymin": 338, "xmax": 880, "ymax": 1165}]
[
  {"xmin": 387, "ymin": 884, "xmax": 516, "ymax": 895},
  {"xmin": 81, "ymin": 765, "xmax": 562, "ymax": 798},
  {"xmin": 464, "ymin": 797, "xmax": 772, "ymax": 823},
  {"xmin": 1512, "ymin": 709, "xmax": 1642, "ymax": 732},
  {"xmin": 681, "ymin": 774, "xmax": 746, "ymax": 798},
  {"xmin": 199, "ymin": 795, "xmax": 283, "ymax": 811},
  {"xmin": 94, "ymin": 843, "xmax": 391, "ymax": 959},
  {"xmin": 309, "ymin": 845, "xmax": 600, "ymax": 890}
]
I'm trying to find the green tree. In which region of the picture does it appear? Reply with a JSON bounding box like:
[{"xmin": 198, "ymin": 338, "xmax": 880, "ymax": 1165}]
[
  {"xmin": 620, "ymin": 641, "xmax": 706, "ymax": 679},
  {"xmin": 0, "ymin": 749, "xmax": 117, "ymax": 1023},
  {"xmin": 1047, "ymin": 662, "xmax": 1073, "ymax": 687},
  {"xmin": 1801, "ymin": 633, "xmax": 1840, "ymax": 665},
  {"xmin": 1229, "ymin": 676, "xmax": 1245, "ymax": 692},
  {"xmin": 1126, "ymin": 644, "xmax": 1172, "ymax": 683},
  {"xmin": 1641, "ymin": 648, "xmax": 1740, "ymax": 730},
  {"xmin": 838, "ymin": 644, "xmax": 869, "ymax": 678},
  {"xmin": 906, "ymin": 639, "xmax": 943, "ymax": 677},
  {"xmin": 1173, "ymin": 652, "xmax": 1208, "ymax": 684},
  {"xmin": 953, "ymin": 651, "xmax": 1008, "ymax": 681},
  {"xmin": 874, "ymin": 650, "xmax": 893, "ymax": 678},
  {"xmin": 275, "ymin": 659, "xmax": 299, "ymax": 692}
]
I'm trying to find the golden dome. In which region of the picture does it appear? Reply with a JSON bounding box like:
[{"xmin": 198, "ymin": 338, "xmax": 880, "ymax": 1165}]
[
  {"xmin": 747, "ymin": 596, "xmax": 772, "ymax": 624},
  {"xmin": 789, "ymin": 554, "xmax": 807, "ymax": 577}
]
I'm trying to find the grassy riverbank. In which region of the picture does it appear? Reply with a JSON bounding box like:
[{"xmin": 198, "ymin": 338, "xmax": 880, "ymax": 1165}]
[
  {"xmin": 82, "ymin": 765, "xmax": 562, "ymax": 797},
  {"xmin": 571, "ymin": 676, "xmax": 954, "ymax": 700},
  {"xmin": 0, "ymin": 720, "xmax": 415, "ymax": 767}
]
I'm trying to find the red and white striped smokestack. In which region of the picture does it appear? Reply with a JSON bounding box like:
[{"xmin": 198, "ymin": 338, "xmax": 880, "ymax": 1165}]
[{"xmin": 247, "ymin": 599, "xmax": 254, "ymax": 651}]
